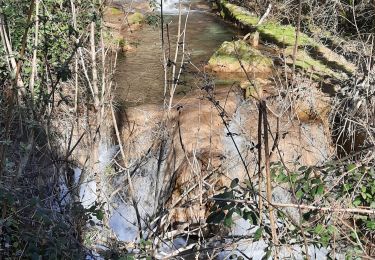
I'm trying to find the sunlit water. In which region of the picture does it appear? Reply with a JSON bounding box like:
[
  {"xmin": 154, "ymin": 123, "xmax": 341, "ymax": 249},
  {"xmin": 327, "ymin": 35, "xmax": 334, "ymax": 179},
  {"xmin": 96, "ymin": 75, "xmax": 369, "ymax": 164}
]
[{"xmin": 115, "ymin": 1, "xmax": 242, "ymax": 106}]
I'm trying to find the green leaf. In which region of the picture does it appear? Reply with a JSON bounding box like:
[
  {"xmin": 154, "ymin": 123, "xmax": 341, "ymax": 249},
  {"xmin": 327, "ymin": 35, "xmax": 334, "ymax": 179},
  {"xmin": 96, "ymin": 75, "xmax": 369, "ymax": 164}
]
[
  {"xmin": 327, "ymin": 225, "xmax": 337, "ymax": 235},
  {"xmin": 343, "ymin": 183, "xmax": 352, "ymax": 192},
  {"xmin": 231, "ymin": 178, "xmax": 239, "ymax": 188},
  {"xmin": 320, "ymin": 234, "xmax": 330, "ymax": 247},
  {"xmin": 296, "ymin": 189, "xmax": 304, "ymax": 199},
  {"xmin": 353, "ymin": 198, "xmax": 361, "ymax": 206},
  {"xmin": 95, "ymin": 209, "xmax": 104, "ymax": 221},
  {"xmin": 254, "ymin": 227, "xmax": 263, "ymax": 241},
  {"xmin": 314, "ymin": 224, "xmax": 324, "ymax": 235},
  {"xmin": 289, "ymin": 173, "xmax": 298, "ymax": 183},
  {"xmin": 214, "ymin": 191, "xmax": 233, "ymax": 200},
  {"xmin": 243, "ymin": 210, "xmax": 257, "ymax": 225},
  {"xmin": 224, "ymin": 214, "xmax": 234, "ymax": 227},
  {"xmin": 316, "ymin": 184, "xmax": 324, "ymax": 196},
  {"xmin": 276, "ymin": 173, "xmax": 287, "ymax": 183},
  {"xmin": 365, "ymin": 220, "xmax": 375, "ymax": 230}
]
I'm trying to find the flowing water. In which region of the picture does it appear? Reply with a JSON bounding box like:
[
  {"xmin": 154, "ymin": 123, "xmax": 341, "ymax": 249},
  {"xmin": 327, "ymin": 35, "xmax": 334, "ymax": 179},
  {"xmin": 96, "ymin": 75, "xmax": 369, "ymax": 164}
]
[
  {"xmin": 115, "ymin": 0, "xmax": 242, "ymax": 106},
  {"xmin": 109, "ymin": 4, "xmax": 333, "ymax": 259}
]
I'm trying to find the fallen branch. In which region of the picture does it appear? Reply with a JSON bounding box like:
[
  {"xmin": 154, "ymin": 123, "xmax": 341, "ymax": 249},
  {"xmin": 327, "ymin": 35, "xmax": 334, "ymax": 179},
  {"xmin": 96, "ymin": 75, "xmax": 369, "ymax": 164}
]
[{"xmin": 208, "ymin": 198, "xmax": 375, "ymax": 215}]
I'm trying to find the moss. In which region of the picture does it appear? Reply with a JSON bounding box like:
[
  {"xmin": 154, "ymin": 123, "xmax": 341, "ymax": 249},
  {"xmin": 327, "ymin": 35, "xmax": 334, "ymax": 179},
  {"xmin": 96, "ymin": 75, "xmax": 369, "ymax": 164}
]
[
  {"xmin": 208, "ymin": 40, "xmax": 272, "ymax": 73},
  {"xmin": 128, "ymin": 12, "xmax": 144, "ymax": 24},
  {"xmin": 107, "ymin": 7, "xmax": 123, "ymax": 15},
  {"xmin": 223, "ymin": 2, "xmax": 258, "ymax": 26},
  {"xmin": 258, "ymin": 23, "xmax": 312, "ymax": 47},
  {"xmin": 284, "ymin": 47, "xmax": 337, "ymax": 78},
  {"xmin": 214, "ymin": 79, "xmax": 240, "ymax": 85},
  {"xmin": 217, "ymin": 0, "xmax": 355, "ymax": 77},
  {"xmin": 313, "ymin": 45, "xmax": 355, "ymax": 74},
  {"xmin": 215, "ymin": 41, "xmax": 271, "ymax": 64}
]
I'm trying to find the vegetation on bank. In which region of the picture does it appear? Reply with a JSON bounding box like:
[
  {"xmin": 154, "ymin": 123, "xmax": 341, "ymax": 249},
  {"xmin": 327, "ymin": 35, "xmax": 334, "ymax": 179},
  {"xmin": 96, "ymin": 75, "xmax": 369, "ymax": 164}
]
[
  {"xmin": 207, "ymin": 40, "xmax": 272, "ymax": 73},
  {"xmin": 0, "ymin": 0, "xmax": 114, "ymax": 258},
  {"xmin": 216, "ymin": 0, "xmax": 356, "ymax": 78},
  {"xmin": 0, "ymin": 0, "xmax": 374, "ymax": 259},
  {"xmin": 203, "ymin": 0, "xmax": 375, "ymax": 258}
]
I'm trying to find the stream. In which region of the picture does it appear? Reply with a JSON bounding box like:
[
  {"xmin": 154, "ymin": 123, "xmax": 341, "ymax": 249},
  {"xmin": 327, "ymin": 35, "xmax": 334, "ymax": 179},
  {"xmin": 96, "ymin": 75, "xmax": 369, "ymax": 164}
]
[
  {"xmin": 108, "ymin": 1, "xmax": 332, "ymax": 259},
  {"xmin": 115, "ymin": 0, "xmax": 241, "ymax": 106}
]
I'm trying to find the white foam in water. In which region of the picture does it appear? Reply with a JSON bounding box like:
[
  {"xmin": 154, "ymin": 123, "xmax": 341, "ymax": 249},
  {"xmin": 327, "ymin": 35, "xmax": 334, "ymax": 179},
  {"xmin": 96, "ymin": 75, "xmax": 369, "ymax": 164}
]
[
  {"xmin": 80, "ymin": 177, "xmax": 97, "ymax": 208},
  {"xmin": 109, "ymin": 203, "xmax": 138, "ymax": 241},
  {"xmin": 160, "ymin": 0, "xmax": 187, "ymax": 14}
]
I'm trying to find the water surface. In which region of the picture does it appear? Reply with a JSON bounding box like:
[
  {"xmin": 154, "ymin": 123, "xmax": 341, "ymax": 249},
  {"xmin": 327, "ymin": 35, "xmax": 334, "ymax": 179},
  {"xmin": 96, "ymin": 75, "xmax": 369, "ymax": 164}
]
[{"xmin": 115, "ymin": 4, "xmax": 241, "ymax": 106}]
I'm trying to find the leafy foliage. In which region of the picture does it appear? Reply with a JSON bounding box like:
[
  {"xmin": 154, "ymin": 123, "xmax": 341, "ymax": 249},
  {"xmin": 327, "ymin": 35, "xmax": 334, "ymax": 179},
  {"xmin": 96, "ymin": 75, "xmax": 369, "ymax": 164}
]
[
  {"xmin": 207, "ymin": 161, "xmax": 375, "ymax": 257},
  {"xmin": 0, "ymin": 0, "xmax": 108, "ymax": 258}
]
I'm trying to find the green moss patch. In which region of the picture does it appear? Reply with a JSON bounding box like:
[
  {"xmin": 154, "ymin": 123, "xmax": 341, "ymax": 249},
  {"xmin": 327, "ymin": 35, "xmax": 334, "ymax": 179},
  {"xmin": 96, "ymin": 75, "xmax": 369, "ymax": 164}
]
[
  {"xmin": 258, "ymin": 23, "xmax": 311, "ymax": 47},
  {"xmin": 128, "ymin": 12, "xmax": 144, "ymax": 25},
  {"xmin": 207, "ymin": 40, "xmax": 272, "ymax": 73},
  {"xmin": 284, "ymin": 47, "xmax": 337, "ymax": 79},
  {"xmin": 106, "ymin": 7, "xmax": 123, "ymax": 15},
  {"xmin": 222, "ymin": 2, "xmax": 259, "ymax": 26},
  {"xmin": 217, "ymin": 0, "xmax": 356, "ymax": 77}
]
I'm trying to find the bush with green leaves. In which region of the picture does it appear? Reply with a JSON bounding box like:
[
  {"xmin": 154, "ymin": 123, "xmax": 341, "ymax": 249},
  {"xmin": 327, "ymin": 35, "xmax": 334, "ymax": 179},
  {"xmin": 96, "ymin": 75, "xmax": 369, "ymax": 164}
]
[
  {"xmin": 207, "ymin": 161, "xmax": 375, "ymax": 258},
  {"xmin": 0, "ymin": 0, "xmax": 108, "ymax": 258}
]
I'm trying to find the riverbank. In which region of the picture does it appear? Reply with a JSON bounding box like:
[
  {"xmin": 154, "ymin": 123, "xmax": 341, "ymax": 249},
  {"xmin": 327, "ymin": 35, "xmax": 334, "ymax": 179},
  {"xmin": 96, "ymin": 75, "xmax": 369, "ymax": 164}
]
[{"xmin": 95, "ymin": 0, "xmax": 375, "ymax": 258}]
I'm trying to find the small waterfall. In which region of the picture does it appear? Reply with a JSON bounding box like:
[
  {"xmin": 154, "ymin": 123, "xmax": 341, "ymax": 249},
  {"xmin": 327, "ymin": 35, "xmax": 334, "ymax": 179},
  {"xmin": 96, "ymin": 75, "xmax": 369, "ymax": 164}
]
[{"xmin": 160, "ymin": 0, "xmax": 186, "ymax": 14}]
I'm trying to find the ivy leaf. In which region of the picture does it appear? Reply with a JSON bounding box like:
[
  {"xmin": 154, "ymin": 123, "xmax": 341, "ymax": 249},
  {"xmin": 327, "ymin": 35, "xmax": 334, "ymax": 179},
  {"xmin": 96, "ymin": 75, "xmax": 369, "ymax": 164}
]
[
  {"xmin": 254, "ymin": 227, "xmax": 263, "ymax": 241},
  {"xmin": 224, "ymin": 209, "xmax": 234, "ymax": 227},
  {"xmin": 316, "ymin": 184, "xmax": 324, "ymax": 196}
]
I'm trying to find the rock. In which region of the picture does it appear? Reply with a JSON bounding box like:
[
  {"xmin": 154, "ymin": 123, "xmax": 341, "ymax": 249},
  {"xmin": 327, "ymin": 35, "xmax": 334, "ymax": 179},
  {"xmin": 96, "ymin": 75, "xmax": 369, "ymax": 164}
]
[
  {"xmin": 105, "ymin": 6, "xmax": 123, "ymax": 16},
  {"xmin": 283, "ymin": 47, "xmax": 338, "ymax": 79},
  {"xmin": 128, "ymin": 12, "xmax": 144, "ymax": 25},
  {"xmin": 206, "ymin": 40, "xmax": 273, "ymax": 73},
  {"xmin": 217, "ymin": 0, "xmax": 356, "ymax": 77},
  {"xmin": 293, "ymin": 82, "xmax": 331, "ymax": 123}
]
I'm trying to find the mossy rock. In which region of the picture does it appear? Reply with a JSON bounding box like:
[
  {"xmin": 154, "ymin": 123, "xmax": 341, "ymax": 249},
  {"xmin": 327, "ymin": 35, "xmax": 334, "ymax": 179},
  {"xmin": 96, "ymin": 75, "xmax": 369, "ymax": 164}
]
[
  {"xmin": 207, "ymin": 40, "xmax": 272, "ymax": 73},
  {"xmin": 222, "ymin": 2, "xmax": 259, "ymax": 26},
  {"xmin": 217, "ymin": 0, "xmax": 356, "ymax": 77},
  {"xmin": 283, "ymin": 47, "xmax": 337, "ymax": 78},
  {"xmin": 128, "ymin": 12, "xmax": 144, "ymax": 25},
  {"xmin": 106, "ymin": 7, "xmax": 123, "ymax": 16},
  {"xmin": 258, "ymin": 23, "xmax": 311, "ymax": 47}
]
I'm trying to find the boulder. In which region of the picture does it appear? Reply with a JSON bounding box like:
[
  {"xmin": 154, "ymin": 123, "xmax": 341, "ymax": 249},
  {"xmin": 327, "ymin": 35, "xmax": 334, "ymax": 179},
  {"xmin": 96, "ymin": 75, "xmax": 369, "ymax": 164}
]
[{"xmin": 206, "ymin": 40, "xmax": 273, "ymax": 73}]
